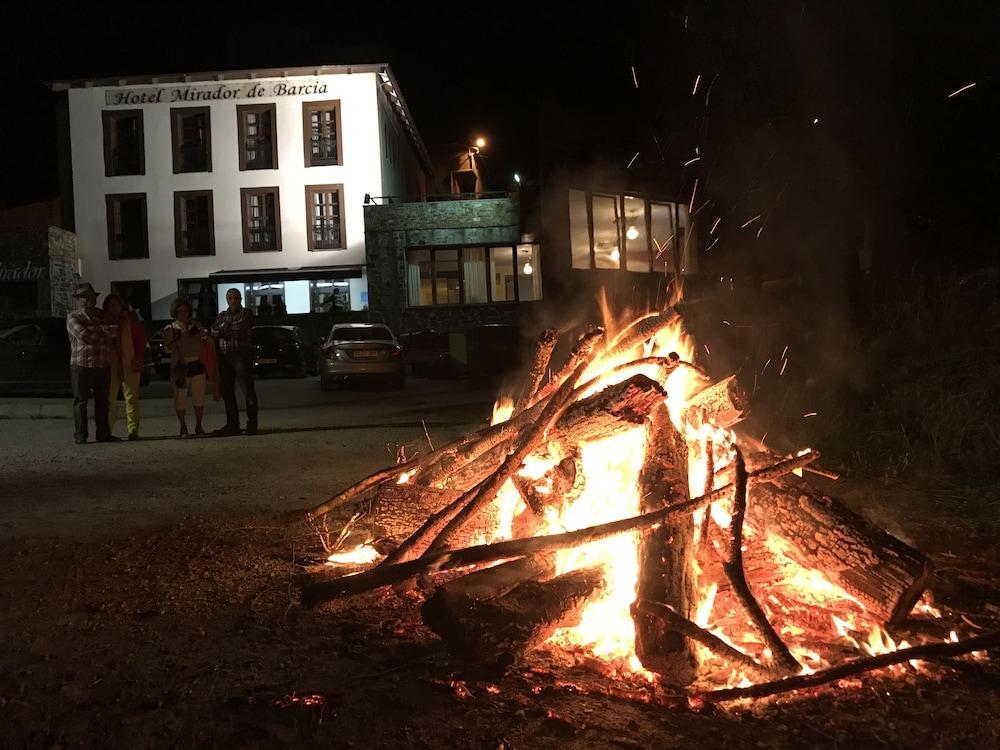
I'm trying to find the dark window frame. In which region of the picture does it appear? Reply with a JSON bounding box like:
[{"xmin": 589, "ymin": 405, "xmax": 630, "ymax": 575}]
[
  {"xmin": 240, "ymin": 186, "xmax": 282, "ymax": 253},
  {"xmin": 237, "ymin": 103, "xmax": 278, "ymax": 171},
  {"xmin": 105, "ymin": 193, "xmax": 149, "ymax": 260},
  {"xmin": 406, "ymin": 245, "xmax": 534, "ymax": 308},
  {"xmin": 173, "ymin": 190, "xmax": 216, "ymax": 258},
  {"xmin": 170, "ymin": 106, "xmax": 212, "ymax": 173},
  {"xmin": 304, "ymin": 184, "xmax": 346, "ymax": 251},
  {"xmin": 302, "ymin": 100, "xmax": 343, "ymax": 167},
  {"xmin": 101, "ymin": 109, "xmax": 145, "ymax": 177},
  {"xmin": 569, "ymin": 190, "xmax": 686, "ymax": 275}
]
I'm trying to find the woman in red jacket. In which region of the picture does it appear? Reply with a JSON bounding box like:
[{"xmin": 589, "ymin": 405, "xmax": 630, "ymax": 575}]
[{"xmin": 103, "ymin": 294, "xmax": 147, "ymax": 440}]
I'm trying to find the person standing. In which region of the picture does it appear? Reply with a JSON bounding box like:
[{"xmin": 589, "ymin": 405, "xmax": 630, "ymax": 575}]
[
  {"xmin": 66, "ymin": 282, "xmax": 119, "ymax": 444},
  {"xmin": 211, "ymin": 288, "xmax": 258, "ymax": 436},
  {"xmin": 103, "ymin": 293, "xmax": 146, "ymax": 440},
  {"xmin": 164, "ymin": 298, "xmax": 219, "ymax": 437}
]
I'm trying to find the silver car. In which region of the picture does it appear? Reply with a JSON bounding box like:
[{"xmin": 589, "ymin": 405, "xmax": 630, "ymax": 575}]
[{"xmin": 319, "ymin": 323, "xmax": 405, "ymax": 390}]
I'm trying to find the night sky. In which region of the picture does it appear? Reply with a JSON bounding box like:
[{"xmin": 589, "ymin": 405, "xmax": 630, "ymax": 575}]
[{"xmin": 2, "ymin": 1, "xmax": 996, "ymax": 276}]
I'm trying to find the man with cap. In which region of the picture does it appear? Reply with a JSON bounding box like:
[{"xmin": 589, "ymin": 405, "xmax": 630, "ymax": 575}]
[{"xmin": 66, "ymin": 282, "xmax": 120, "ymax": 444}]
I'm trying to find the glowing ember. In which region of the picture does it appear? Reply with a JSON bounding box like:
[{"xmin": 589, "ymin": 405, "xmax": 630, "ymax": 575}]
[{"xmin": 327, "ymin": 544, "xmax": 380, "ymax": 565}]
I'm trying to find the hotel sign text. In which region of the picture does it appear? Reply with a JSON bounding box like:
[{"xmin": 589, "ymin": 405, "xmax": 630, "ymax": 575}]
[{"xmin": 105, "ymin": 81, "xmax": 329, "ymax": 106}]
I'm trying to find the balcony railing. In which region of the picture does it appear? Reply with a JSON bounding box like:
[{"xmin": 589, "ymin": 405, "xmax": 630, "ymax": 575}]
[{"xmin": 365, "ymin": 191, "xmax": 512, "ymax": 206}]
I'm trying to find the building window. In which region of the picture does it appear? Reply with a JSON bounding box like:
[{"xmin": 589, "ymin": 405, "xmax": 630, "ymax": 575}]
[
  {"xmin": 102, "ymin": 110, "xmax": 145, "ymax": 176},
  {"xmin": 623, "ymin": 195, "xmax": 651, "ymax": 273},
  {"xmin": 237, "ymin": 104, "xmax": 277, "ymax": 170},
  {"xmin": 304, "ymin": 185, "xmax": 345, "ymax": 250},
  {"xmin": 405, "ymin": 246, "xmax": 542, "ymax": 307},
  {"xmin": 568, "ymin": 190, "xmax": 688, "ymax": 274},
  {"xmin": 302, "ymin": 100, "xmax": 341, "ymax": 167},
  {"xmin": 109, "ymin": 280, "xmax": 151, "ymax": 322},
  {"xmin": 105, "ymin": 193, "xmax": 148, "ymax": 260},
  {"xmin": 569, "ymin": 189, "xmax": 592, "ymax": 270},
  {"xmin": 240, "ymin": 187, "xmax": 281, "ymax": 252},
  {"xmin": 592, "ymin": 194, "xmax": 621, "ymax": 269},
  {"xmin": 650, "ymin": 201, "xmax": 676, "ymax": 274},
  {"xmin": 171, "ymin": 107, "xmax": 212, "ymax": 173},
  {"xmin": 174, "ymin": 190, "xmax": 215, "ymax": 257},
  {"xmin": 310, "ymin": 279, "xmax": 351, "ymax": 312}
]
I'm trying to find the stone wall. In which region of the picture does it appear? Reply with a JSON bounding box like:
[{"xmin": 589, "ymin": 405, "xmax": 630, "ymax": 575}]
[
  {"xmin": 47, "ymin": 227, "xmax": 81, "ymax": 317},
  {"xmin": 0, "ymin": 226, "xmax": 80, "ymax": 318},
  {"xmin": 364, "ymin": 197, "xmax": 521, "ymax": 335}
]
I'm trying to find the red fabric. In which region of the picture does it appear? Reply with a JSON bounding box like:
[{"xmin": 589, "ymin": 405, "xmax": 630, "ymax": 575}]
[{"xmin": 200, "ymin": 337, "xmax": 220, "ymax": 384}]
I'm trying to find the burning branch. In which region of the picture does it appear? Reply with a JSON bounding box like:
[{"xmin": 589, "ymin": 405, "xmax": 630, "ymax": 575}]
[
  {"xmin": 720, "ymin": 449, "xmax": 800, "ymax": 675},
  {"xmin": 690, "ymin": 631, "xmax": 1000, "ymax": 704},
  {"xmin": 514, "ymin": 328, "xmax": 559, "ymax": 413}
]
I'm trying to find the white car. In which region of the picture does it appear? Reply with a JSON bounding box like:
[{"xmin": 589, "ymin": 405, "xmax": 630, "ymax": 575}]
[{"xmin": 319, "ymin": 323, "xmax": 405, "ymax": 390}]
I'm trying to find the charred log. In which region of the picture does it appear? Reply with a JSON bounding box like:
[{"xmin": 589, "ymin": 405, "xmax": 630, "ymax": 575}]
[
  {"xmin": 436, "ymin": 375, "xmax": 665, "ymax": 492},
  {"xmin": 683, "ymin": 375, "xmax": 749, "ymax": 429},
  {"xmin": 422, "ymin": 567, "xmax": 606, "ymax": 668},
  {"xmin": 747, "ymin": 477, "xmax": 932, "ymax": 626},
  {"xmin": 633, "ymin": 403, "xmax": 699, "ymax": 686}
]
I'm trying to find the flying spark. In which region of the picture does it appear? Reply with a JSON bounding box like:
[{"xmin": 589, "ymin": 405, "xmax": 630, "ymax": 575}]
[
  {"xmin": 705, "ymin": 237, "xmax": 720, "ymax": 252},
  {"xmin": 703, "ymin": 344, "xmax": 711, "ymax": 357},
  {"xmin": 813, "ymin": 117, "xmax": 819, "ymax": 124},
  {"xmin": 756, "ymin": 226, "xmax": 764, "ymax": 238},
  {"xmin": 631, "ymin": 65, "xmax": 639, "ymax": 89},
  {"xmin": 710, "ymin": 217, "xmax": 721, "ymax": 234},
  {"xmin": 689, "ymin": 179, "xmax": 698, "ymax": 212},
  {"xmin": 722, "ymin": 320, "xmax": 732, "ymax": 326},
  {"xmin": 781, "ymin": 345, "xmax": 789, "ymax": 359},
  {"xmin": 947, "ymin": 82, "xmax": 976, "ymax": 98},
  {"xmin": 761, "ymin": 358, "xmax": 771, "ymax": 374},
  {"xmin": 627, "ymin": 151, "xmax": 640, "ymax": 169},
  {"xmin": 684, "ymin": 156, "xmax": 701, "ymax": 166},
  {"xmin": 741, "ymin": 214, "xmax": 761, "ymax": 229},
  {"xmin": 780, "ymin": 359, "xmax": 789, "ymax": 376},
  {"xmin": 691, "ymin": 74, "xmax": 701, "ymax": 95},
  {"xmin": 804, "ymin": 412, "xmax": 818, "ymax": 418}
]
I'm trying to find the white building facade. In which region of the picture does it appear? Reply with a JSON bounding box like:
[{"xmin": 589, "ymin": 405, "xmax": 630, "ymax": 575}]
[{"xmin": 55, "ymin": 64, "xmax": 427, "ymax": 320}]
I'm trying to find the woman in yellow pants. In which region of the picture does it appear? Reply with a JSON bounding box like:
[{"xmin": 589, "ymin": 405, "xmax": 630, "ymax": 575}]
[{"xmin": 103, "ymin": 294, "xmax": 147, "ymax": 440}]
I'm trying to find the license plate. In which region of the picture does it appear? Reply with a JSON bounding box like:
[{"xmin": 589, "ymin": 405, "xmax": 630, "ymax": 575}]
[
  {"xmin": 256, "ymin": 358, "xmax": 278, "ymax": 365},
  {"xmin": 352, "ymin": 350, "xmax": 378, "ymax": 359}
]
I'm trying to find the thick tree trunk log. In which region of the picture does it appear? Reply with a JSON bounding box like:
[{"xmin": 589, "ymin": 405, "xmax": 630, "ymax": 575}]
[
  {"xmin": 683, "ymin": 375, "xmax": 749, "ymax": 429},
  {"xmin": 435, "ymin": 375, "xmax": 665, "ymax": 492},
  {"xmin": 633, "ymin": 404, "xmax": 698, "ymax": 686},
  {"xmin": 422, "ymin": 567, "xmax": 607, "ymax": 668},
  {"xmin": 747, "ymin": 477, "xmax": 932, "ymax": 626}
]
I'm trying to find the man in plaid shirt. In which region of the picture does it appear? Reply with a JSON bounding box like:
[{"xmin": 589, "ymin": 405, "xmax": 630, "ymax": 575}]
[
  {"xmin": 211, "ymin": 288, "xmax": 259, "ymax": 435},
  {"xmin": 66, "ymin": 283, "xmax": 120, "ymax": 444}
]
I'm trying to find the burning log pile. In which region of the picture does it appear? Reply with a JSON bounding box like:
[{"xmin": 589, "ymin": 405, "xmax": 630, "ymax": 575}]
[{"xmin": 301, "ymin": 308, "xmax": 996, "ymax": 702}]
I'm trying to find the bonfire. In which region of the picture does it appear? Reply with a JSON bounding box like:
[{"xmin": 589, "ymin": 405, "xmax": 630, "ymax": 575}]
[{"xmin": 300, "ymin": 302, "xmax": 996, "ymax": 705}]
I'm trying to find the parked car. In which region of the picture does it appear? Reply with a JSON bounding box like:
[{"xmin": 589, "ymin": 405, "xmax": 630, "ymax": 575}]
[
  {"xmin": 398, "ymin": 329, "xmax": 452, "ymax": 378},
  {"xmin": 320, "ymin": 323, "xmax": 405, "ymax": 390},
  {"xmin": 252, "ymin": 325, "xmax": 317, "ymax": 378},
  {"xmin": 0, "ymin": 319, "xmax": 72, "ymax": 394}
]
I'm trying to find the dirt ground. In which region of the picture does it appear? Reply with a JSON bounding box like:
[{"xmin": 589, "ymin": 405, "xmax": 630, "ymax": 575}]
[{"xmin": 1, "ymin": 385, "xmax": 998, "ymax": 748}]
